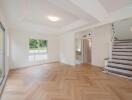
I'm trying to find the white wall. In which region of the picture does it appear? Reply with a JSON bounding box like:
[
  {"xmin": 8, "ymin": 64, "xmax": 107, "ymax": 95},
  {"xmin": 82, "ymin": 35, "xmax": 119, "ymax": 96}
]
[
  {"xmin": 10, "ymin": 24, "xmax": 112, "ymax": 69},
  {"xmin": 77, "ymin": 24, "xmax": 112, "ymax": 67},
  {"xmin": 10, "ymin": 31, "xmax": 59, "ymax": 69},
  {"xmin": 91, "ymin": 24, "xmax": 112, "ymax": 67},
  {"xmin": 60, "ymin": 32, "xmax": 75, "ymax": 65},
  {"xmin": 60, "ymin": 24, "xmax": 112, "ymax": 67}
]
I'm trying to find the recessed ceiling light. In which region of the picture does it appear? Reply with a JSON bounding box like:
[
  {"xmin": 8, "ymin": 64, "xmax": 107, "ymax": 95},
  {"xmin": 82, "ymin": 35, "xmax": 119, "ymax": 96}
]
[{"xmin": 48, "ymin": 16, "xmax": 60, "ymax": 22}]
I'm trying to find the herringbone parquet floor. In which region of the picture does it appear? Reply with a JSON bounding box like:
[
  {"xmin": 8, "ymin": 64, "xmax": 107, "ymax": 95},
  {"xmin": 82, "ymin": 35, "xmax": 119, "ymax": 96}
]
[{"xmin": 1, "ymin": 63, "xmax": 132, "ymax": 100}]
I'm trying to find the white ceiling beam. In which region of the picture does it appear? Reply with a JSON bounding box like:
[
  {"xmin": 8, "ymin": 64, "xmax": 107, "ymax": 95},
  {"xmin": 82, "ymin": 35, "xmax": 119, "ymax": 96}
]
[
  {"xmin": 70, "ymin": 0, "xmax": 109, "ymax": 22},
  {"xmin": 61, "ymin": 20, "xmax": 88, "ymax": 32}
]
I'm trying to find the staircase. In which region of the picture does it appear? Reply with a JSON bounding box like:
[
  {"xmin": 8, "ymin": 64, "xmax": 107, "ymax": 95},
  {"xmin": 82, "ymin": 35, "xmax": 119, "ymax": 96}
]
[{"xmin": 105, "ymin": 39, "xmax": 132, "ymax": 79}]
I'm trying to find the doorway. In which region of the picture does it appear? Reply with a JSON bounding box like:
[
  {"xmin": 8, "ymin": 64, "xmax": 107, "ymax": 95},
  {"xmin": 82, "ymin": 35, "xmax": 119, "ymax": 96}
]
[{"xmin": 75, "ymin": 38, "xmax": 92, "ymax": 64}]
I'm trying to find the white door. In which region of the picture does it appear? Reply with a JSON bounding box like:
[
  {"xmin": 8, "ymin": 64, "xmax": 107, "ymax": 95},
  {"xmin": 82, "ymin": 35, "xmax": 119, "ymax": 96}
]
[{"xmin": 82, "ymin": 39, "xmax": 92, "ymax": 64}]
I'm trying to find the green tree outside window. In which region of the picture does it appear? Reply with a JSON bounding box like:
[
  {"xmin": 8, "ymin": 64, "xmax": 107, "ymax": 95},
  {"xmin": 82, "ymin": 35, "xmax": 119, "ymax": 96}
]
[{"xmin": 29, "ymin": 39, "xmax": 47, "ymax": 50}]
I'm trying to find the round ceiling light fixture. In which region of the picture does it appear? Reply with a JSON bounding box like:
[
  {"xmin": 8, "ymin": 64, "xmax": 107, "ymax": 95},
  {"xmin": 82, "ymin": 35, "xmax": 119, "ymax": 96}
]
[{"xmin": 48, "ymin": 16, "xmax": 60, "ymax": 22}]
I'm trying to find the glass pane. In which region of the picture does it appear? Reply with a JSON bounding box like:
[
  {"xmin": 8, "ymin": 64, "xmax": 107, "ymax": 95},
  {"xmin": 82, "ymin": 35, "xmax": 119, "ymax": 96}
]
[
  {"xmin": 0, "ymin": 23, "xmax": 5, "ymax": 82},
  {"xmin": 29, "ymin": 39, "xmax": 48, "ymax": 61}
]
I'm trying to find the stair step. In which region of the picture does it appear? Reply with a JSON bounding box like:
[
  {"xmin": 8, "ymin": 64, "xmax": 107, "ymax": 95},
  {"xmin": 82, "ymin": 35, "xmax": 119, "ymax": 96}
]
[
  {"xmin": 115, "ymin": 39, "xmax": 132, "ymax": 41},
  {"xmin": 112, "ymin": 48, "xmax": 132, "ymax": 52},
  {"xmin": 109, "ymin": 59, "xmax": 132, "ymax": 65},
  {"xmin": 105, "ymin": 67, "xmax": 132, "ymax": 75},
  {"xmin": 114, "ymin": 40, "xmax": 132, "ymax": 43},
  {"xmin": 114, "ymin": 44, "xmax": 132, "ymax": 46},
  {"xmin": 112, "ymin": 52, "xmax": 132, "ymax": 56},
  {"xmin": 113, "ymin": 48, "xmax": 132, "ymax": 49},
  {"xmin": 112, "ymin": 55, "xmax": 132, "ymax": 60},
  {"xmin": 113, "ymin": 45, "xmax": 132, "ymax": 49},
  {"xmin": 107, "ymin": 62, "xmax": 132, "ymax": 70},
  {"xmin": 112, "ymin": 58, "xmax": 132, "ymax": 61},
  {"xmin": 114, "ymin": 42, "xmax": 132, "ymax": 45},
  {"xmin": 114, "ymin": 41, "xmax": 132, "ymax": 44},
  {"xmin": 112, "ymin": 51, "xmax": 132, "ymax": 52},
  {"xmin": 106, "ymin": 70, "xmax": 132, "ymax": 78}
]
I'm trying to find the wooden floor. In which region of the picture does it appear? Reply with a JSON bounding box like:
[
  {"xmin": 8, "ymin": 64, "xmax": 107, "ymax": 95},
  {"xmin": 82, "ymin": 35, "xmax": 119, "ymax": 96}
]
[{"xmin": 1, "ymin": 63, "xmax": 132, "ymax": 100}]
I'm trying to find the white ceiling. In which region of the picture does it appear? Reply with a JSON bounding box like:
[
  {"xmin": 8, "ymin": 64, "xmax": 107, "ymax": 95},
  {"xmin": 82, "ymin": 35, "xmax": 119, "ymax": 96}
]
[
  {"xmin": 1, "ymin": 0, "xmax": 132, "ymax": 34},
  {"xmin": 99, "ymin": 0, "xmax": 132, "ymax": 13}
]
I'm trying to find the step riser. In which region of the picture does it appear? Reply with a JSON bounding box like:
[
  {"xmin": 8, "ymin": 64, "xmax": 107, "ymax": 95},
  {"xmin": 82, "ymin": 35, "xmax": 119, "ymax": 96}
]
[
  {"xmin": 107, "ymin": 66, "xmax": 132, "ymax": 71},
  {"xmin": 112, "ymin": 58, "xmax": 132, "ymax": 61},
  {"xmin": 114, "ymin": 43, "xmax": 132, "ymax": 45},
  {"xmin": 109, "ymin": 59, "xmax": 132, "ymax": 64},
  {"xmin": 113, "ymin": 46, "xmax": 132, "ymax": 49},
  {"xmin": 106, "ymin": 70, "xmax": 132, "ymax": 78},
  {"xmin": 107, "ymin": 63, "xmax": 132, "ymax": 70},
  {"xmin": 112, "ymin": 49, "xmax": 132, "ymax": 52},
  {"xmin": 105, "ymin": 67, "xmax": 132, "ymax": 75},
  {"xmin": 112, "ymin": 56, "xmax": 132, "ymax": 60},
  {"xmin": 114, "ymin": 45, "xmax": 132, "ymax": 46},
  {"xmin": 115, "ymin": 39, "xmax": 132, "ymax": 41},
  {"xmin": 114, "ymin": 41, "xmax": 132, "ymax": 43},
  {"xmin": 112, "ymin": 52, "xmax": 132, "ymax": 56}
]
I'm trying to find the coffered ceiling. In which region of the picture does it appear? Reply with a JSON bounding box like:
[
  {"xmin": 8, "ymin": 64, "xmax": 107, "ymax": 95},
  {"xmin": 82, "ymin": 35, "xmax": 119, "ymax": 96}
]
[{"xmin": 1, "ymin": 0, "xmax": 132, "ymax": 34}]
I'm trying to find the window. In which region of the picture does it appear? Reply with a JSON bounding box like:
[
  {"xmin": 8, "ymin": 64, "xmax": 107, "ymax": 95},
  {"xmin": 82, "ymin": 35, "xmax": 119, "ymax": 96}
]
[
  {"xmin": 0, "ymin": 22, "xmax": 5, "ymax": 84},
  {"xmin": 29, "ymin": 39, "xmax": 48, "ymax": 61}
]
